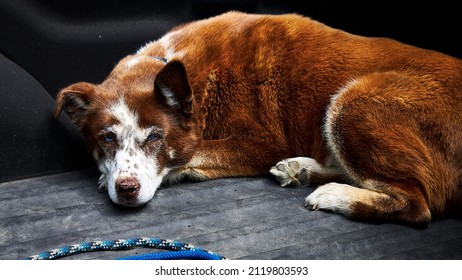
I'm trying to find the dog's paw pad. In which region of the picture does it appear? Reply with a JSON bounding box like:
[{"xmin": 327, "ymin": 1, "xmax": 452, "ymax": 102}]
[
  {"xmin": 270, "ymin": 157, "xmax": 313, "ymax": 187},
  {"xmin": 270, "ymin": 160, "xmax": 297, "ymax": 187},
  {"xmin": 287, "ymin": 160, "xmax": 300, "ymax": 170}
]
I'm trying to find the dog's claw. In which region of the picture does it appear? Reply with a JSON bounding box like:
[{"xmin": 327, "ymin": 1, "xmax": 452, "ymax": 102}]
[{"xmin": 305, "ymin": 200, "xmax": 318, "ymax": 210}]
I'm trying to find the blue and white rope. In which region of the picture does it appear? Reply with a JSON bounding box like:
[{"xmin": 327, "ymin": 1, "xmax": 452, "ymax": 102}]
[{"xmin": 25, "ymin": 237, "xmax": 225, "ymax": 260}]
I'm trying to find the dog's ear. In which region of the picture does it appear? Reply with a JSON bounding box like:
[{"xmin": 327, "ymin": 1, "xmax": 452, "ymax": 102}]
[
  {"xmin": 154, "ymin": 60, "xmax": 193, "ymax": 117},
  {"xmin": 55, "ymin": 82, "xmax": 96, "ymax": 128}
]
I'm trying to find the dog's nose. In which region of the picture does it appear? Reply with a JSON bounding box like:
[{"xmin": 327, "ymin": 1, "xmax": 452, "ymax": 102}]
[{"xmin": 115, "ymin": 177, "xmax": 140, "ymax": 203}]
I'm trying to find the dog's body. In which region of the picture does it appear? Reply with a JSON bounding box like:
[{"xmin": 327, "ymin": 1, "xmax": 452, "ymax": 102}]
[{"xmin": 55, "ymin": 12, "xmax": 462, "ymax": 225}]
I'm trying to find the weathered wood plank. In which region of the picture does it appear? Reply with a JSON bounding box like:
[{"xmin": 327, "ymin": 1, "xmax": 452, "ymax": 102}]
[{"xmin": 1, "ymin": 169, "xmax": 461, "ymax": 260}]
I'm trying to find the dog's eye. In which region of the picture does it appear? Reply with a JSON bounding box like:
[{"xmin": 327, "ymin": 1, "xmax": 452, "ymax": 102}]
[
  {"xmin": 146, "ymin": 133, "xmax": 159, "ymax": 142},
  {"xmin": 102, "ymin": 133, "xmax": 115, "ymax": 143}
]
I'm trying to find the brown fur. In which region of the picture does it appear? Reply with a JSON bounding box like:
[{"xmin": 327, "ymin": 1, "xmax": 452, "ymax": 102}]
[{"xmin": 55, "ymin": 12, "xmax": 462, "ymax": 225}]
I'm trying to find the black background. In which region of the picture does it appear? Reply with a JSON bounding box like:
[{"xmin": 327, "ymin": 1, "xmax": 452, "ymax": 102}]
[{"xmin": 1, "ymin": 0, "xmax": 461, "ymax": 97}]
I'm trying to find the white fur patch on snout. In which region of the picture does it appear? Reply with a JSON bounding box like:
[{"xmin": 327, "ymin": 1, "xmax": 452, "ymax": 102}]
[
  {"xmin": 104, "ymin": 142, "xmax": 162, "ymax": 207},
  {"xmin": 97, "ymin": 98, "xmax": 170, "ymax": 206}
]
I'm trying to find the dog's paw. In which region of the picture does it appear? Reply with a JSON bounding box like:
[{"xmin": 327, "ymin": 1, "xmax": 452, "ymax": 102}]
[
  {"xmin": 270, "ymin": 157, "xmax": 323, "ymax": 187},
  {"xmin": 304, "ymin": 183, "xmax": 352, "ymax": 214}
]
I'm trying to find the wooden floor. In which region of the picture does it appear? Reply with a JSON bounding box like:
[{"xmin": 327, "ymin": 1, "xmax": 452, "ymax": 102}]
[{"xmin": 1, "ymin": 168, "xmax": 462, "ymax": 260}]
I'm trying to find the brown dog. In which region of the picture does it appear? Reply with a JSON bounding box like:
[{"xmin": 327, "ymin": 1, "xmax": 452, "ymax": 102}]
[{"xmin": 55, "ymin": 12, "xmax": 462, "ymax": 225}]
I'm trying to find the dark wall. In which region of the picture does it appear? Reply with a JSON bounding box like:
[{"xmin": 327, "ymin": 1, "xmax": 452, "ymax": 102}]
[
  {"xmin": 1, "ymin": 0, "xmax": 461, "ymax": 98},
  {"xmin": 0, "ymin": 54, "xmax": 93, "ymax": 182}
]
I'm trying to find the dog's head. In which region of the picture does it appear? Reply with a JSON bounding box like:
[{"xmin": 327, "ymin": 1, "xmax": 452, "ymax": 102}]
[{"xmin": 55, "ymin": 58, "xmax": 199, "ymax": 207}]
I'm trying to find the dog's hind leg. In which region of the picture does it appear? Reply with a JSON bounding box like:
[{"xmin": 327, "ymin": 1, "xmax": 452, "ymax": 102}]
[
  {"xmin": 304, "ymin": 72, "xmax": 448, "ymax": 226},
  {"xmin": 305, "ymin": 181, "xmax": 431, "ymax": 225}
]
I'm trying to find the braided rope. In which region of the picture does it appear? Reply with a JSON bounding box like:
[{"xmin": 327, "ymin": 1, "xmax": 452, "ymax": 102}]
[{"xmin": 25, "ymin": 237, "xmax": 225, "ymax": 260}]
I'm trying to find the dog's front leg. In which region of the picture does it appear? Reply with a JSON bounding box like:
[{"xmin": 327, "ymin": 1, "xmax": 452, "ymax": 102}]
[{"xmin": 178, "ymin": 138, "xmax": 288, "ymax": 181}]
